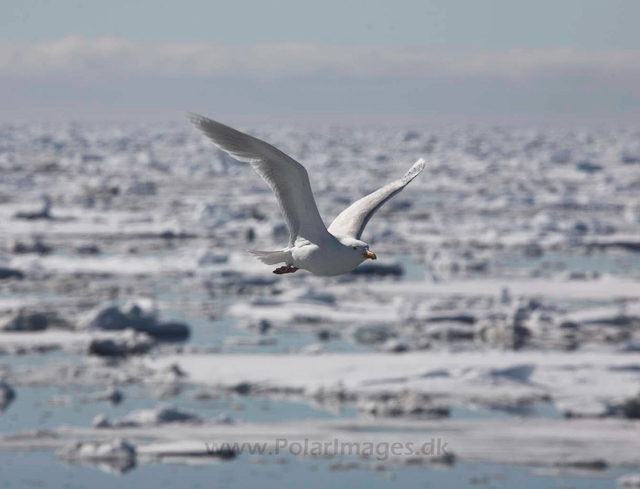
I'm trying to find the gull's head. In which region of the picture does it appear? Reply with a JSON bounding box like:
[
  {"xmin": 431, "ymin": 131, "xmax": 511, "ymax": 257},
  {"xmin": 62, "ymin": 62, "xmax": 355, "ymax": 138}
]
[{"xmin": 340, "ymin": 238, "xmax": 377, "ymax": 261}]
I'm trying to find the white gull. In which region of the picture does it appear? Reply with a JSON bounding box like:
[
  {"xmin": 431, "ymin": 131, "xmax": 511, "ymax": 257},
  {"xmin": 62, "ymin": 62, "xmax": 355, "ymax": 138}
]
[{"xmin": 187, "ymin": 113, "xmax": 426, "ymax": 276}]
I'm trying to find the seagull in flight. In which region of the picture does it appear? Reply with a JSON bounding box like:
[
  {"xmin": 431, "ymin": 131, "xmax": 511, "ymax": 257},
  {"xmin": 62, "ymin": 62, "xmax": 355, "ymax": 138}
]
[{"xmin": 187, "ymin": 113, "xmax": 426, "ymax": 276}]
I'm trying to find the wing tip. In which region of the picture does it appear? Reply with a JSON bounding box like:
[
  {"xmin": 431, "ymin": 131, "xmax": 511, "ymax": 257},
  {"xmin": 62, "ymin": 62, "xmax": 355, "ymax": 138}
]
[
  {"xmin": 185, "ymin": 111, "xmax": 206, "ymax": 127},
  {"xmin": 403, "ymin": 158, "xmax": 427, "ymax": 183}
]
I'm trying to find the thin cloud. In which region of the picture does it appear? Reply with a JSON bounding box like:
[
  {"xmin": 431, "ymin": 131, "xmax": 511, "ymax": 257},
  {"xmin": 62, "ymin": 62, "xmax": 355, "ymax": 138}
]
[{"xmin": 1, "ymin": 37, "xmax": 639, "ymax": 82}]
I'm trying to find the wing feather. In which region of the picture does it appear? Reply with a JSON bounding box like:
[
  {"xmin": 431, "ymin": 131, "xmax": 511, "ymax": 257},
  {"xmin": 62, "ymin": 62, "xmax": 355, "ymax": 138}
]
[
  {"xmin": 187, "ymin": 113, "xmax": 328, "ymax": 246},
  {"xmin": 328, "ymin": 158, "xmax": 426, "ymax": 239}
]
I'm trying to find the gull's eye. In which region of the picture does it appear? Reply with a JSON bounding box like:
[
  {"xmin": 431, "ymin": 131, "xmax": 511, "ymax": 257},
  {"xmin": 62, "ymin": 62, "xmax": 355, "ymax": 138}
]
[{"xmin": 352, "ymin": 246, "xmax": 357, "ymax": 250}]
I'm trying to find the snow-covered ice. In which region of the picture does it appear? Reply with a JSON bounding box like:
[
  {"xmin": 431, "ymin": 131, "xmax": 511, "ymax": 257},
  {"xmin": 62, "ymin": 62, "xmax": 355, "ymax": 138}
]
[{"xmin": 2, "ymin": 119, "xmax": 640, "ymax": 484}]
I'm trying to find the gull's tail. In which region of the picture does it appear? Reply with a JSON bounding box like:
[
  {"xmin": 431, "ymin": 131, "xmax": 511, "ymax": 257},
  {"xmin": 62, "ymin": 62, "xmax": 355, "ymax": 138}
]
[{"xmin": 247, "ymin": 249, "xmax": 288, "ymax": 265}]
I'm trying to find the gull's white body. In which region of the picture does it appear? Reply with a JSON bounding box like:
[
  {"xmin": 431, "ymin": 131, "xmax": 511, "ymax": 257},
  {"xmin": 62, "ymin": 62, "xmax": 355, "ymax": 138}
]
[
  {"xmin": 277, "ymin": 235, "xmax": 368, "ymax": 277},
  {"xmin": 187, "ymin": 113, "xmax": 426, "ymax": 276}
]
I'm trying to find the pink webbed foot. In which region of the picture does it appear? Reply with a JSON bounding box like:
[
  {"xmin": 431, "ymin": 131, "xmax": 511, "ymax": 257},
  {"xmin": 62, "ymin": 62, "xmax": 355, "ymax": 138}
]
[{"xmin": 273, "ymin": 265, "xmax": 299, "ymax": 275}]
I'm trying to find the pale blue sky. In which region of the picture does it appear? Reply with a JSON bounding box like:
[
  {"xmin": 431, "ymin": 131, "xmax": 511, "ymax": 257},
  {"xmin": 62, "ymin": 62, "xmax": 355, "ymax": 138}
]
[
  {"xmin": 1, "ymin": 0, "xmax": 639, "ymax": 122},
  {"xmin": 2, "ymin": 0, "xmax": 639, "ymax": 48}
]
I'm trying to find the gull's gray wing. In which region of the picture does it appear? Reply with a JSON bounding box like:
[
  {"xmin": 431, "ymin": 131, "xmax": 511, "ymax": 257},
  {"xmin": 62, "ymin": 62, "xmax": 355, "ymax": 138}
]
[
  {"xmin": 187, "ymin": 113, "xmax": 329, "ymax": 246},
  {"xmin": 328, "ymin": 158, "xmax": 426, "ymax": 240}
]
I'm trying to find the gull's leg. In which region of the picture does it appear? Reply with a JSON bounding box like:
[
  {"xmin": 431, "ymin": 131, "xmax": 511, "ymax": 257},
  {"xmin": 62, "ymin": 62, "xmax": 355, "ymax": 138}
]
[{"xmin": 273, "ymin": 265, "xmax": 299, "ymax": 275}]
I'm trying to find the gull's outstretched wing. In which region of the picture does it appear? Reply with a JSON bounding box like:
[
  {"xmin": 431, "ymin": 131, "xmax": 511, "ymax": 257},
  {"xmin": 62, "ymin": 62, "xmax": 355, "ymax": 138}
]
[
  {"xmin": 187, "ymin": 113, "xmax": 329, "ymax": 246},
  {"xmin": 328, "ymin": 158, "xmax": 426, "ymax": 240}
]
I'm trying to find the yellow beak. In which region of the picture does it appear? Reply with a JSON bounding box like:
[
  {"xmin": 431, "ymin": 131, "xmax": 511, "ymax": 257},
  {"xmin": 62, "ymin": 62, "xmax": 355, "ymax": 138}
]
[{"xmin": 362, "ymin": 250, "xmax": 377, "ymax": 260}]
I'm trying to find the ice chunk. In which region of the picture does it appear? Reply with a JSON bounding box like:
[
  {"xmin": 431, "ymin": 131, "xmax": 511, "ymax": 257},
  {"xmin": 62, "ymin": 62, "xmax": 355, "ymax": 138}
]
[
  {"xmin": 0, "ymin": 381, "xmax": 16, "ymax": 410},
  {"xmin": 57, "ymin": 439, "xmax": 136, "ymax": 474},
  {"xmin": 112, "ymin": 404, "xmax": 203, "ymax": 427}
]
